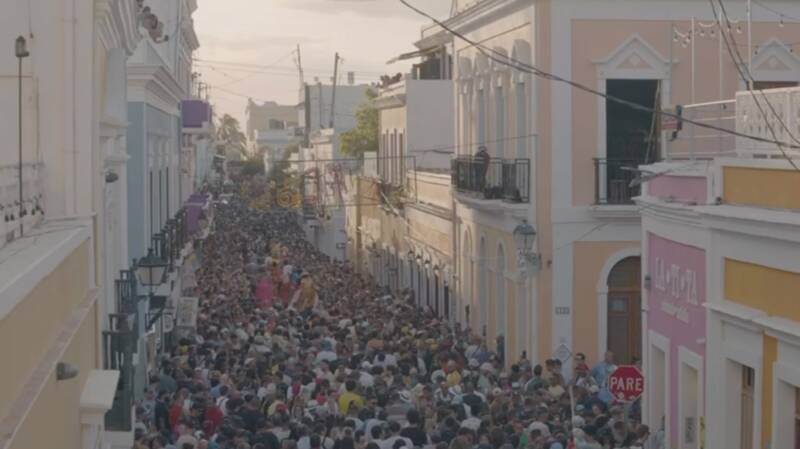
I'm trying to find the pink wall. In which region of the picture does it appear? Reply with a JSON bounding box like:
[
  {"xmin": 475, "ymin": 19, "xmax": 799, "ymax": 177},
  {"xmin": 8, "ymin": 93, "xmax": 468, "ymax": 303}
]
[
  {"xmin": 648, "ymin": 175, "xmax": 707, "ymax": 204},
  {"xmin": 647, "ymin": 233, "xmax": 706, "ymax": 445}
]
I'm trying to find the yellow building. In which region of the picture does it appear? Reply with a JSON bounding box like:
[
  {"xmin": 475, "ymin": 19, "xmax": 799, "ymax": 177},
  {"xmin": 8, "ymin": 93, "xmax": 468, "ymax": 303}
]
[{"xmin": 705, "ymin": 157, "xmax": 800, "ymax": 449}]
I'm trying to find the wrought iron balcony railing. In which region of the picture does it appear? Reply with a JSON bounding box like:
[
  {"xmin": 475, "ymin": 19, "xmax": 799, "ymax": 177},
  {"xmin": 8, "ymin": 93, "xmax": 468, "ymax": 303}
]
[
  {"xmin": 451, "ymin": 156, "xmax": 530, "ymax": 203},
  {"xmin": 593, "ymin": 158, "xmax": 640, "ymax": 205}
]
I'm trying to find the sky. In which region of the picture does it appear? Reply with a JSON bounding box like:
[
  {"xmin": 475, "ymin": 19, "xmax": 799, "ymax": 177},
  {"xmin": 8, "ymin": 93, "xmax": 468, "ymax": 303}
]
[{"xmin": 194, "ymin": 0, "xmax": 452, "ymax": 125}]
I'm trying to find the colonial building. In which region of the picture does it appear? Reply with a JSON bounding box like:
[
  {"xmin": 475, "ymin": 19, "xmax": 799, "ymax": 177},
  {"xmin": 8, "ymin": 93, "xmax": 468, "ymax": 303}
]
[
  {"xmin": 346, "ymin": 26, "xmax": 456, "ymax": 322},
  {"xmin": 447, "ymin": 0, "xmax": 800, "ymax": 369}
]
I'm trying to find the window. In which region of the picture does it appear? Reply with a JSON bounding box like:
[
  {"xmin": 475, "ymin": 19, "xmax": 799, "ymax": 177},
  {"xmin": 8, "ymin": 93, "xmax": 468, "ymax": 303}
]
[
  {"xmin": 477, "ymin": 87, "xmax": 486, "ymax": 146},
  {"xmin": 149, "ymin": 171, "xmax": 154, "ymax": 235},
  {"xmin": 495, "ymin": 85, "xmax": 505, "ymax": 158},
  {"xmin": 516, "ymin": 81, "xmax": 527, "ymax": 158}
]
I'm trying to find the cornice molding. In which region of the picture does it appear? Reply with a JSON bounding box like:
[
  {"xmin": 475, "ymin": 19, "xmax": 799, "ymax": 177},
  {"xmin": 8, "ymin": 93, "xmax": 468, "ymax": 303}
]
[
  {"xmin": 127, "ymin": 64, "xmax": 183, "ymax": 115},
  {"xmin": 95, "ymin": 0, "xmax": 143, "ymax": 55},
  {"xmin": 445, "ymin": 0, "xmax": 530, "ymax": 35}
]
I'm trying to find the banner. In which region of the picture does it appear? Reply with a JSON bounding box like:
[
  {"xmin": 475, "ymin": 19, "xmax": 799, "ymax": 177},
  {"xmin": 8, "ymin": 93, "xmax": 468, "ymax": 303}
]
[{"xmin": 175, "ymin": 296, "xmax": 200, "ymax": 328}]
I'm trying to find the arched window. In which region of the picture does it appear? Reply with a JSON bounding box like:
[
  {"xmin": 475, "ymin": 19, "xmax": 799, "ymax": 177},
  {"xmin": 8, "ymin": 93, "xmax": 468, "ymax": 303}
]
[{"xmin": 512, "ymin": 40, "xmax": 532, "ymax": 159}]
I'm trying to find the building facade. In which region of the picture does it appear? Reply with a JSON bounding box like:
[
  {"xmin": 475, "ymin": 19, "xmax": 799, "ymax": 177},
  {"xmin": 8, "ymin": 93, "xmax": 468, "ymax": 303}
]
[
  {"xmin": 638, "ymin": 164, "xmax": 710, "ymax": 449},
  {"xmin": 0, "ymin": 1, "xmax": 144, "ymax": 448},
  {"xmin": 448, "ymin": 0, "xmax": 800, "ymax": 370},
  {"xmin": 124, "ymin": 0, "xmax": 200, "ymax": 415}
]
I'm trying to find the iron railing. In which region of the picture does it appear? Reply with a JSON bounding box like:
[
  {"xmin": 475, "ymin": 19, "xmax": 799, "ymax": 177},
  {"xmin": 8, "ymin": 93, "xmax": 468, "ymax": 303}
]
[
  {"xmin": 593, "ymin": 158, "xmax": 640, "ymax": 205},
  {"xmin": 452, "ymin": 156, "xmax": 530, "ymax": 203},
  {"xmin": 104, "ymin": 268, "xmax": 139, "ymax": 431}
]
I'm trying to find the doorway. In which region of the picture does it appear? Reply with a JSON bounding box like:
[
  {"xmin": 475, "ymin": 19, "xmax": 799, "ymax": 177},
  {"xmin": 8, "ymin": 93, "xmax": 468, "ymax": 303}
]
[
  {"xmin": 606, "ymin": 256, "xmax": 642, "ymax": 364},
  {"xmin": 740, "ymin": 366, "xmax": 755, "ymax": 449},
  {"xmin": 605, "ymin": 80, "xmax": 660, "ymax": 203}
]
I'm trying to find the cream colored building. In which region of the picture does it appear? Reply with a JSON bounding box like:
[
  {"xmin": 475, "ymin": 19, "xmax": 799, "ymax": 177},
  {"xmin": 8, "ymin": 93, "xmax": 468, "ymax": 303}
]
[
  {"xmin": 0, "ymin": 1, "xmax": 148, "ymax": 448},
  {"xmin": 448, "ymin": 0, "xmax": 800, "ymax": 369},
  {"xmin": 348, "ymin": 29, "xmax": 457, "ymax": 320}
]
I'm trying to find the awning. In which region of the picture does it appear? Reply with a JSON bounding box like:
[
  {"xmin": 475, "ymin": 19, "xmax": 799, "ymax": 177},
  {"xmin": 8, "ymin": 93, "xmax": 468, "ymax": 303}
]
[{"xmin": 386, "ymin": 46, "xmax": 439, "ymax": 65}]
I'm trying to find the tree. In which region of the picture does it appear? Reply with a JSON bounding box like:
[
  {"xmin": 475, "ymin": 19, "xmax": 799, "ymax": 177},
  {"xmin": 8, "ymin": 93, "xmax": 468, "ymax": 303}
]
[
  {"xmin": 339, "ymin": 89, "xmax": 378, "ymax": 157},
  {"xmin": 268, "ymin": 143, "xmax": 299, "ymax": 187},
  {"xmin": 216, "ymin": 114, "xmax": 248, "ymax": 157}
]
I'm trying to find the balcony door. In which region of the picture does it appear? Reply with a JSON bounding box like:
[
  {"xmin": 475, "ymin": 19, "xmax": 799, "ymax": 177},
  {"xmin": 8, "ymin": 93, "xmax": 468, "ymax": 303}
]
[{"xmin": 604, "ymin": 79, "xmax": 660, "ymax": 204}]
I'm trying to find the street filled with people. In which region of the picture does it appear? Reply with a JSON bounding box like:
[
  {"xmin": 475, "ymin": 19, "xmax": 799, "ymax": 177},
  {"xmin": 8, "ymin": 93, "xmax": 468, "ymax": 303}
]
[{"xmin": 133, "ymin": 181, "xmax": 651, "ymax": 449}]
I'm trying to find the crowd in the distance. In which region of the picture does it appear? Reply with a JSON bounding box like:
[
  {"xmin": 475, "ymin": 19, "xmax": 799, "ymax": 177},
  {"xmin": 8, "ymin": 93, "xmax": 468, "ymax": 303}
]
[{"xmin": 132, "ymin": 180, "xmax": 655, "ymax": 449}]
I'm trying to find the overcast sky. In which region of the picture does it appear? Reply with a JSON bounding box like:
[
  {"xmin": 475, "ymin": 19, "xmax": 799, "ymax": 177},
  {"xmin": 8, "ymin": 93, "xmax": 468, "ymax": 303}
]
[{"xmin": 194, "ymin": 0, "xmax": 452, "ymax": 125}]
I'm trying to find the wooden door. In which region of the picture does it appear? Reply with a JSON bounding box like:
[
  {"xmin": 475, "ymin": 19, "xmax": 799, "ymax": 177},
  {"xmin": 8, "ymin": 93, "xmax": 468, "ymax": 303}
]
[{"xmin": 607, "ymin": 257, "xmax": 642, "ymax": 364}]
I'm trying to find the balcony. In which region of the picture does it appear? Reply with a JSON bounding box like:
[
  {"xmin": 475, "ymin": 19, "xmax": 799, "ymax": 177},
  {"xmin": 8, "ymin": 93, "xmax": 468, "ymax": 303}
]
[
  {"xmin": 0, "ymin": 162, "xmax": 45, "ymax": 249},
  {"xmin": 452, "ymin": 157, "xmax": 530, "ymax": 203},
  {"xmin": 593, "ymin": 158, "xmax": 640, "ymax": 205}
]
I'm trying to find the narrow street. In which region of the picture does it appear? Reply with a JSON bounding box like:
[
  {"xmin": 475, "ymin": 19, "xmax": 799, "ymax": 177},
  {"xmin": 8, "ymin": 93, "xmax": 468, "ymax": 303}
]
[{"xmin": 145, "ymin": 179, "xmax": 647, "ymax": 449}]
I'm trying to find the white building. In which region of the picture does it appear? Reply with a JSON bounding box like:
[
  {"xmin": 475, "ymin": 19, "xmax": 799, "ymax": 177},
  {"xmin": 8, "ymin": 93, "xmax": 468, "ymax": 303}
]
[
  {"xmin": 0, "ymin": 1, "xmax": 144, "ymax": 448},
  {"xmin": 125, "ymin": 0, "xmax": 200, "ymax": 422}
]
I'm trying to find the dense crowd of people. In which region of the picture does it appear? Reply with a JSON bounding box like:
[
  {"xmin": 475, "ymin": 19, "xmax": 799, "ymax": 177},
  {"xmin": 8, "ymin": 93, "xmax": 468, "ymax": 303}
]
[{"xmin": 132, "ymin": 182, "xmax": 654, "ymax": 449}]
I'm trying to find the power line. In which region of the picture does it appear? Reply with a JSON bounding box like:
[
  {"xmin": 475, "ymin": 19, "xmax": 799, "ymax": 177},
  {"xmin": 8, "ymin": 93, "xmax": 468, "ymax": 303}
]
[
  {"xmin": 396, "ymin": 0, "xmax": 800, "ymax": 153},
  {"xmin": 751, "ymin": 0, "xmax": 800, "ymax": 23},
  {"xmin": 712, "ymin": 0, "xmax": 800, "ymax": 170},
  {"xmin": 194, "ymin": 57, "xmax": 388, "ymax": 76},
  {"xmin": 216, "ymin": 50, "xmax": 298, "ymax": 88}
]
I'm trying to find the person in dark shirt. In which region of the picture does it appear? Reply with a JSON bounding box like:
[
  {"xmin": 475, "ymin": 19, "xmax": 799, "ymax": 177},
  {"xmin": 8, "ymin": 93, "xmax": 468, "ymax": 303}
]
[
  {"xmin": 154, "ymin": 391, "xmax": 171, "ymax": 433},
  {"xmin": 399, "ymin": 409, "xmax": 429, "ymax": 447}
]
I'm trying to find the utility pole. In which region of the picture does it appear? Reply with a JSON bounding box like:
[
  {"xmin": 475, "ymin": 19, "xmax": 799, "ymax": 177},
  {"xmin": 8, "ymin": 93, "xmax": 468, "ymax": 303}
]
[
  {"xmin": 330, "ymin": 53, "xmax": 340, "ymax": 129},
  {"xmin": 295, "ymin": 44, "xmax": 305, "ymax": 102}
]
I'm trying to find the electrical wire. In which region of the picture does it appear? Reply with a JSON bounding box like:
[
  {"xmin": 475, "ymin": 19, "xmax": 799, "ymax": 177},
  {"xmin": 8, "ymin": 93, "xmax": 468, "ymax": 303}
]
[
  {"xmin": 396, "ymin": 0, "xmax": 800, "ymax": 153},
  {"xmin": 216, "ymin": 50, "xmax": 298, "ymax": 88},
  {"xmin": 751, "ymin": 0, "xmax": 800, "ymax": 23},
  {"xmin": 194, "ymin": 57, "xmax": 387, "ymax": 76}
]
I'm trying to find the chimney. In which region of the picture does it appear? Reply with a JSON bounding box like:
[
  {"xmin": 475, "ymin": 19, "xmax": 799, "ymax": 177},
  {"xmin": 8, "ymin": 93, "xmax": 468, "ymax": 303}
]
[{"xmin": 347, "ymin": 71, "xmax": 355, "ymax": 85}]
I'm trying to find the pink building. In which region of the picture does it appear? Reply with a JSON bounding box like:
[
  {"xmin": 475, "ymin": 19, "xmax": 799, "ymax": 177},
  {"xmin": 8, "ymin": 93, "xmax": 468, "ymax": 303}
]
[{"xmin": 639, "ymin": 165, "xmax": 710, "ymax": 449}]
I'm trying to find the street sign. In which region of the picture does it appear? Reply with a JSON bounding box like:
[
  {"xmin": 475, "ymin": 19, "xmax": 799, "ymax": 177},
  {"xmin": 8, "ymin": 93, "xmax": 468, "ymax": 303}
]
[
  {"xmin": 553, "ymin": 344, "xmax": 572, "ymax": 363},
  {"xmin": 608, "ymin": 365, "xmax": 645, "ymax": 402}
]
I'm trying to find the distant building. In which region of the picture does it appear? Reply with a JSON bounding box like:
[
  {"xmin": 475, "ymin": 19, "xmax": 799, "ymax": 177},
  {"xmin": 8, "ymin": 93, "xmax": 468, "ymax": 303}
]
[{"xmin": 245, "ymin": 99, "xmax": 298, "ymax": 143}]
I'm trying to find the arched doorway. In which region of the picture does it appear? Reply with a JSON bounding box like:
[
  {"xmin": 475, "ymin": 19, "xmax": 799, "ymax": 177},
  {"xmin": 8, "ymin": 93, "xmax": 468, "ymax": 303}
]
[
  {"xmin": 606, "ymin": 256, "xmax": 642, "ymax": 365},
  {"xmin": 479, "ymin": 236, "xmax": 488, "ymax": 337}
]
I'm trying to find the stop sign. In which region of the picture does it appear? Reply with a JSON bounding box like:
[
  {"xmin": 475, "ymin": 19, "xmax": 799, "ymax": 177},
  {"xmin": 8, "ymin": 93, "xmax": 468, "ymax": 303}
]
[{"xmin": 608, "ymin": 365, "xmax": 645, "ymax": 402}]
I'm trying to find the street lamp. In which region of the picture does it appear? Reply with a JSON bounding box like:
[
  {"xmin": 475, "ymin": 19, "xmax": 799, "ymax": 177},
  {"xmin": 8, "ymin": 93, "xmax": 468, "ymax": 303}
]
[
  {"xmin": 513, "ymin": 219, "xmax": 540, "ymax": 275},
  {"xmin": 136, "ymin": 248, "xmax": 168, "ymax": 287},
  {"xmin": 15, "ymin": 36, "xmax": 30, "ymax": 237}
]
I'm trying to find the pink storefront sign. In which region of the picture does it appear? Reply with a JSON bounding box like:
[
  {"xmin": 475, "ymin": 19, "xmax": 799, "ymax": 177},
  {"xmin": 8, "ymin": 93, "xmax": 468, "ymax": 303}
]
[{"xmin": 647, "ymin": 232, "xmax": 706, "ymax": 445}]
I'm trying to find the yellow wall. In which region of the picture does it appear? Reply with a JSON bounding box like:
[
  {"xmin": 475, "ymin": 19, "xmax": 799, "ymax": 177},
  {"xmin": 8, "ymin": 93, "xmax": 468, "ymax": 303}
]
[
  {"xmin": 0, "ymin": 240, "xmax": 97, "ymax": 449},
  {"xmin": 9, "ymin": 303, "xmax": 99, "ymax": 449},
  {"xmin": 573, "ymin": 241, "xmax": 640, "ymax": 362},
  {"xmin": 724, "ymin": 259, "xmax": 800, "ymax": 322},
  {"xmin": 0, "ymin": 241, "xmax": 91, "ymax": 419},
  {"xmin": 724, "ymin": 258, "xmax": 800, "ymax": 449},
  {"xmin": 723, "ymin": 167, "xmax": 800, "ymax": 211}
]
